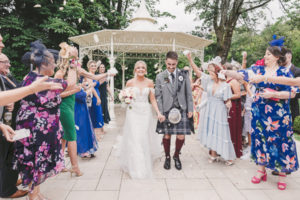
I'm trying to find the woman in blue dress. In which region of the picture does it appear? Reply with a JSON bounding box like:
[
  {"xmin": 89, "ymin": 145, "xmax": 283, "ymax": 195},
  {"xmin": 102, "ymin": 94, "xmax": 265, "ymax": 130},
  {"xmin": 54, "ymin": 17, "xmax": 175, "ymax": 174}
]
[
  {"xmin": 225, "ymin": 40, "xmax": 299, "ymax": 190},
  {"xmin": 75, "ymin": 80, "xmax": 98, "ymax": 158},
  {"xmin": 86, "ymin": 61, "xmax": 104, "ymax": 135},
  {"xmin": 186, "ymin": 54, "xmax": 236, "ymax": 165}
]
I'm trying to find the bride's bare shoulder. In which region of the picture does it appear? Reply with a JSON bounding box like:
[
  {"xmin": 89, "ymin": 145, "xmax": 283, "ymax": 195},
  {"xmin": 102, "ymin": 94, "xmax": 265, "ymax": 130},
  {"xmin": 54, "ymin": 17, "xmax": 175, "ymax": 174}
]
[
  {"xmin": 146, "ymin": 78, "xmax": 154, "ymax": 88},
  {"xmin": 126, "ymin": 79, "xmax": 135, "ymax": 87}
]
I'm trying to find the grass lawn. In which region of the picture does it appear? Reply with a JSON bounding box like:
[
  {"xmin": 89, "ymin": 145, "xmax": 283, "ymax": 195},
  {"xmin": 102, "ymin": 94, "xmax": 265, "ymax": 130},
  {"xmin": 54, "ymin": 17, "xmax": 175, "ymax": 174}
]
[{"xmin": 295, "ymin": 133, "xmax": 300, "ymax": 142}]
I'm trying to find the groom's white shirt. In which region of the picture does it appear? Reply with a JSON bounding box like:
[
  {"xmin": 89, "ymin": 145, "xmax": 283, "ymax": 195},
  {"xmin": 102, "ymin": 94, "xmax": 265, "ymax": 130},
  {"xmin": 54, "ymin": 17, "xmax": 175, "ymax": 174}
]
[{"xmin": 167, "ymin": 69, "xmax": 177, "ymax": 84}]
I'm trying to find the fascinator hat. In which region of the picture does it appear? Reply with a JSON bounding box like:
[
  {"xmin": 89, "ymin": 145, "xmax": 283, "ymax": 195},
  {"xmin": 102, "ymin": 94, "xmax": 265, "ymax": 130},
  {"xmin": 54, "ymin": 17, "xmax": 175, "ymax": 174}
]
[
  {"xmin": 269, "ymin": 34, "xmax": 285, "ymax": 50},
  {"xmin": 202, "ymin": 56, "xmax": 226, "ymax": 80},
  {"xmin": 22, "ymin": 40, "xmax": 54, "ymax": 71}
]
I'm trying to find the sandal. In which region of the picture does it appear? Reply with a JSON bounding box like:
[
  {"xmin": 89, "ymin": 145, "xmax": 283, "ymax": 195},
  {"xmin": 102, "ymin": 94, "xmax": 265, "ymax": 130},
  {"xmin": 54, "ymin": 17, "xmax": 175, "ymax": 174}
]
[
  {"xmin": 225, "ymin": 160, "xmax": 234, "ymax": 166},
  {"xmin": 251, "ymin": 169, "xmax": 267, "ymax": 184},
  {"xmin": 277, "ymin": 174, "xmax": 287, "ymax": 190},
  {"xmin": 208, "ymin": 155, "xmax": 219, "ymax": 163}
]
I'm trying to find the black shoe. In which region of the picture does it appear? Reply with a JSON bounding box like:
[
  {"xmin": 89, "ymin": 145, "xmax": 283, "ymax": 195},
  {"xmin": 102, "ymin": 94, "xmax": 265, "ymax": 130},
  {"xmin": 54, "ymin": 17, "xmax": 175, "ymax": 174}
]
[
  {"xmin": 272, "ymin": 171, "xmax": 291, "ymax": 176},
  {"xmin": 164, "ymin": 156, "xmax": 171, "ymax": 170},
  {"xmin": 173, "ymin": 156, "xmax": 182, "ymax": 170}
]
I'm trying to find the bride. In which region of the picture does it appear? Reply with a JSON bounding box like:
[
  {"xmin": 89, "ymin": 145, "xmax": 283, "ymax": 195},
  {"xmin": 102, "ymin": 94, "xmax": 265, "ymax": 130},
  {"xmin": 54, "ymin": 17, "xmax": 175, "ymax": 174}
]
[{"xmin": 117, "ymin": 60, "xmax": 165, "ymax": 179}]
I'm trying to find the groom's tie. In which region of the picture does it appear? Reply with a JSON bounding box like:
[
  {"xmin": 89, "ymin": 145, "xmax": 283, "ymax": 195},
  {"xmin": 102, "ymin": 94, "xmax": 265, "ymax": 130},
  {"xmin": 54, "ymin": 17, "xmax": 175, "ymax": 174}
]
[{"xmin": 171, "ymin": 72, "xmax": 175, "ymax": 84}]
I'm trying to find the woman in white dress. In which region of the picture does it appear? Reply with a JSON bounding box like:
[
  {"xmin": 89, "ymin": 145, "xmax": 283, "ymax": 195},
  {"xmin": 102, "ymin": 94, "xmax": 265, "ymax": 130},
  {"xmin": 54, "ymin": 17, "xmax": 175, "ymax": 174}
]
[{"xmin": 118, "ymin": 61, "xmax": 165, "ymax": 179}]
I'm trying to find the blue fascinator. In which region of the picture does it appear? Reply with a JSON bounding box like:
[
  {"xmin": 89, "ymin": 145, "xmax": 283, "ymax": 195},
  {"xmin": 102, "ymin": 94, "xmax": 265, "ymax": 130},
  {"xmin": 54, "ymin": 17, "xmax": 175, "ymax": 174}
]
[{"xmin": 269, "ymin": 35, "xmax": 285, "ymax": 48}]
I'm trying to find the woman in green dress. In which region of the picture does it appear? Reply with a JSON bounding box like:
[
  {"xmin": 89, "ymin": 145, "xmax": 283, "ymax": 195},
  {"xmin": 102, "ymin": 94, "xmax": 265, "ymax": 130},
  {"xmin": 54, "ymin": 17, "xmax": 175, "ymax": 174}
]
[{"xmin": 56, "ymin": 43, "xmax": 115, "ymax": 175}]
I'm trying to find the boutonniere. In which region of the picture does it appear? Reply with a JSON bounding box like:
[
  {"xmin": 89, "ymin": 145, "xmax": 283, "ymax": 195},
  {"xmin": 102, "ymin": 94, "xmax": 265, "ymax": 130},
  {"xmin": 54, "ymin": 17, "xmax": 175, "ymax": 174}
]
[
  {"xmin": 178, "ymin": 75, "xmax": 184, "ymax": 82},
  {"xmin": 164, "ymin": 75, "xmax": 170, "ymax": 83}
]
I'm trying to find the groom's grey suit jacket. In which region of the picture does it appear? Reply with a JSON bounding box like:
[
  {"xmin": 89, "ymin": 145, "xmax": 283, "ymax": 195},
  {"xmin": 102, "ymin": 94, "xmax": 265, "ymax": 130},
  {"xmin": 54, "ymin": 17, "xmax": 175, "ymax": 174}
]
[{"xmin": 155, "ymin": 68, "xmax": 193, "ymax": 114}]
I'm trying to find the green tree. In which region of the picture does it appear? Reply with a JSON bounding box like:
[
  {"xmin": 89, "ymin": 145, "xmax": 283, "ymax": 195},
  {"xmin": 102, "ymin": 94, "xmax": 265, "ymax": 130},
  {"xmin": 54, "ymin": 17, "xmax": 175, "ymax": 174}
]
[{"xmin": 181, "ymin": 0, "xmax": 295, "ymax": 63}]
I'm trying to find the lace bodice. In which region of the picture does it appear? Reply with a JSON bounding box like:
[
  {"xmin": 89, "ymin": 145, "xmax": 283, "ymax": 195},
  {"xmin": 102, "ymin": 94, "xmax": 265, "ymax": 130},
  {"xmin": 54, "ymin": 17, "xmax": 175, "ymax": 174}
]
[{"xmin": 129, "ymin": 87, "xmax": 154, "ymax": 103}]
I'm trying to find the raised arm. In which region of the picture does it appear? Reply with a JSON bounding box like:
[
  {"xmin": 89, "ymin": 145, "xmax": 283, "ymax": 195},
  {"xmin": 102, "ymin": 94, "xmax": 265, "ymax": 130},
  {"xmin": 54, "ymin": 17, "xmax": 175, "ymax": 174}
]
[
  {"xmin": 186, "ymin": 53, "xmax": 202, "ymax": 78},
  {"xmin": 60, "ymin": 84, "xmax": 81, "ymax": 98},
  {"xmin": 78, "ymin": 68, "xmax": 109, "ymax": 81},
  {"xmin": 241, "ymin": 51, "xmax": 247, "ymax": 69}
]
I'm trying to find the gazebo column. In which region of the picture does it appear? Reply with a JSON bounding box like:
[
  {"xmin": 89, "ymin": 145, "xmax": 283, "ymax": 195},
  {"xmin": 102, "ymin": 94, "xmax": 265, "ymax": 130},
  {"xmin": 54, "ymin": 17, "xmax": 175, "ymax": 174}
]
[
  {"xmin": 108, "ymin": 56, "xmax": 116, "ymax": 119},
  {"xmin": 122, "ymin": 54, "xmax": 126, "ymax": 89},
  {"xmin": 108, "ymin": 33, "xmax": 116, "ymax": 119}
]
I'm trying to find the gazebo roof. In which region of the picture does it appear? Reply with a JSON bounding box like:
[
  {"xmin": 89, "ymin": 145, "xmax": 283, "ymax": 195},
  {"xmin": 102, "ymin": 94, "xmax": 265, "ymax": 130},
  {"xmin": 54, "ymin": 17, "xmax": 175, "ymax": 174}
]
[{"xmin": 69, "ymin": 0, "xmax": 212, "ymax": 56}]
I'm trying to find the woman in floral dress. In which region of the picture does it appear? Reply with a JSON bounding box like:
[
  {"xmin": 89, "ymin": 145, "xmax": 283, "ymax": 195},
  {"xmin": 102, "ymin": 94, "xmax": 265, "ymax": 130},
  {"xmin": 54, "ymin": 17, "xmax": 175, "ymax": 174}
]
[
  {"xmin": 226, "ymin": 42, "xmax": 299, "ymax": 190},
  {"xmin": 13, "ymin": 41, "xmax": 76, "ymax": 200}
]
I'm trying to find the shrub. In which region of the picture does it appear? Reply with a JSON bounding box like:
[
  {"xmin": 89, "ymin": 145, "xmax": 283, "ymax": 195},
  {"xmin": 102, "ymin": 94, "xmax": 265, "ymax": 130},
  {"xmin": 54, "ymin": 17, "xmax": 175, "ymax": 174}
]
[{"xmin": 293, "ymin": 116, "xmax": 300, "ymax": 134}]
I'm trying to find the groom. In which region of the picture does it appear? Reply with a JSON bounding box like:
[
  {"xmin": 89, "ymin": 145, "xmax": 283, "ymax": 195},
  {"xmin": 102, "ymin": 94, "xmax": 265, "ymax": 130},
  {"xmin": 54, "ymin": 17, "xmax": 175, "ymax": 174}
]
[{"xmin": 155, "ymin": 51, "xmax": 193, "ymax": 170}]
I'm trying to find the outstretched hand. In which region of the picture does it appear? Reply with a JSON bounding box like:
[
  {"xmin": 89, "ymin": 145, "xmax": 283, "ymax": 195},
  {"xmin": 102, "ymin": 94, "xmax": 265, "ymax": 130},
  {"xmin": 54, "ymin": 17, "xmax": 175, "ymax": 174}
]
[{"xmin": 30, "ymin": 76, "xmax": 63, "ymax": 93}]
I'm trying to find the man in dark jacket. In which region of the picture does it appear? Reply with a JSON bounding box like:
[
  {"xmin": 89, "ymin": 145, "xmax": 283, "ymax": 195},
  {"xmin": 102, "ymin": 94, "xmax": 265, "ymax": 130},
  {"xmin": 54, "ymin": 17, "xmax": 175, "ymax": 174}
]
[
  {"xmin": 0, "ymin": 49, "xmax": 27, "ymax": 198},
  {"xmin": 286, "ymin": 49, "xmax": 300, "ymax": 122}
]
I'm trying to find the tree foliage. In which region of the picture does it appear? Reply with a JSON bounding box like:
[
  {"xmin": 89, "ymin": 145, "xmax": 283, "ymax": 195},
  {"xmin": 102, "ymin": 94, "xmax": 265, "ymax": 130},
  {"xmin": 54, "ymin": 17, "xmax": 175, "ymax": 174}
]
[
  {"xmin": 0, "ymin": 0, "xmax": 170, "ymax": 80},
  {"xmin": 181, "ymin": 0, "xmax": 296, "ymax": 63}
]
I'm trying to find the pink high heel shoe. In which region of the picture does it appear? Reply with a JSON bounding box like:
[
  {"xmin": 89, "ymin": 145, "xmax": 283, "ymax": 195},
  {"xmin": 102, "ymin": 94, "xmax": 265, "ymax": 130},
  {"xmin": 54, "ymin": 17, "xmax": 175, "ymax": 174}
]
[
  {"xmin": 251, "ymin": 170, "xmax": 267, "ymax": 184},
  {"xmin": 277, "ymin": 174, "xmax": 287, "ymax": 190}
]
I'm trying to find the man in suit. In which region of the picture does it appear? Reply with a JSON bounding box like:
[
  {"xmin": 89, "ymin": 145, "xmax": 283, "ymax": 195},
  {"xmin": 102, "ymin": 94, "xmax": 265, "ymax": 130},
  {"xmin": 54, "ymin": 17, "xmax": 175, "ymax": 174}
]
[
  {"xmin": 286, "ymin": 49, "xmax": 300, "ymax": 122},
  {"xmin": 155, "ymin": 51, "xmax": 193, "ymax": 170},
  {"xmin": 0, "ymin": 43, "xmax": 28, "ymax": 198}
]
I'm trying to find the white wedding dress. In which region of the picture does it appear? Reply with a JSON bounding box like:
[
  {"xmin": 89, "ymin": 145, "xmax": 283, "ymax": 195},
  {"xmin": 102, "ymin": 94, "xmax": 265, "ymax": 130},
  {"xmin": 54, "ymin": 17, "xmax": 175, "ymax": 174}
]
[{"xmin": 117, "ymin": 87, "xmax": 162, "ymax": 179}]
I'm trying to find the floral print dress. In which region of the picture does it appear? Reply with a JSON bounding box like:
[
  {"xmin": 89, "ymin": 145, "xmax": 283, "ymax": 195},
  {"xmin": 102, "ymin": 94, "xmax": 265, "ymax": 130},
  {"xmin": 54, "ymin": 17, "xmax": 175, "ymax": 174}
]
[
  {"xmin": 13, "ymin": 71, "xmax": 67, "ymax": 190},
  {"xmin": 240, "ymin": 65, "xmax": 299, "ymax": 173}
]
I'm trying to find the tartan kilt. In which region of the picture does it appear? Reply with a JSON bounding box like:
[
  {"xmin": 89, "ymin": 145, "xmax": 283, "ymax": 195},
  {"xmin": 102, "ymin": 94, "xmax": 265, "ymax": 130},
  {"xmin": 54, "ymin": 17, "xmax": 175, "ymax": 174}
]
[{"xmin": 156, "ymin": 108, "xmax": 191, "ymax": 135}]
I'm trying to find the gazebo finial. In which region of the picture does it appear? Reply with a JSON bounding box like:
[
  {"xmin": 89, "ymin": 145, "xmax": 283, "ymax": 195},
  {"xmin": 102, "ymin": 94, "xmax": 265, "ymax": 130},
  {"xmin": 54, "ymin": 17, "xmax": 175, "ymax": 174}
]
[{"xmin": 125, "ymin": 0, "xmax": 159, "ymax": 31}]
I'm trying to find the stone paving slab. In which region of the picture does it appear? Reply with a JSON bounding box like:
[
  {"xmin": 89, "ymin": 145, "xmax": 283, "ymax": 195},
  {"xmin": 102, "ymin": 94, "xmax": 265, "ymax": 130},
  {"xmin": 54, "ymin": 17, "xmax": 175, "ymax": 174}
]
[{"xmin": 1, "ymin": 105, "xmax": 300, "ymax": 200}]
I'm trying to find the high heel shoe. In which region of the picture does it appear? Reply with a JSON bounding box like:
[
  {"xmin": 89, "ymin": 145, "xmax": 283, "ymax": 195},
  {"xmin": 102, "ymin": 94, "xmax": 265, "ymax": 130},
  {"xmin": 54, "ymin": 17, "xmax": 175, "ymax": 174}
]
[
  {"xmin": 251, "ymin": 170, "xmax": 267, "ymax": 184},
  {"xmin": 70, "ymin": 165, "xmax": 83, "ymax": 177},
  {"xmin": 277, "ymin": 174, "xmax": 287, "ymax": 190},
  {"xmin": 208, "ymin": 155, "xmax": 219, "ymax": 163}
]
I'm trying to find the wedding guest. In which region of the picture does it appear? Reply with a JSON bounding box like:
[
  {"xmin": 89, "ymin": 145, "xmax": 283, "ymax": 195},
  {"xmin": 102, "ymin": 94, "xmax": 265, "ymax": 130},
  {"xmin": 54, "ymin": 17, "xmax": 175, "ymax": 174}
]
[
  {"xmin": 13, "ymin": 41, "xmax": 76, "ymax": 200},
  {"xmin": 55, "ymin": 42, "xmax": 83, "ymax": 176},
  {"xmin": 0, "ymin": 75, "xmax": 62, "ymax": 199},
  {"xmin": 225, "ymin": 63, "xmax": 243, "ymax": 158},
  {"xmin": 98, "ymin": 63, "xmax": 113, "ymax": 130},
  {"xmin": 0, "ymin": 53, "xmax": 27, "ymax": 198},
  {"xmin": 285, "ymin": 49, "xmax": 300, "ymax": 122},
  {"xmin": 225, "ymin": 36, "xmax": 299, "ymax": 190},
  {"xmin": 187, "ymin": 53, "xmax": 236, "ymax": 165},
  {"xmin": 86, "ymin": 60, "xmax": 104, "ymax": 135},
  {"xmin": 192, "ymin": 78, "xmax": 201, "ymax": 130},
  {"xmin": 75, "ymin": 79, "xmax": 98, "ymax": 159}
]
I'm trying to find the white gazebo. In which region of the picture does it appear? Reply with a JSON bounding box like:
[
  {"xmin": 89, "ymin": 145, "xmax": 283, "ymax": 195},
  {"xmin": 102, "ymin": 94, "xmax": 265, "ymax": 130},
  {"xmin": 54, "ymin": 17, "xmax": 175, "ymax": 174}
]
[{"xmin": 69, "ymin": 0, "xmax": 212, "ymax": 117}]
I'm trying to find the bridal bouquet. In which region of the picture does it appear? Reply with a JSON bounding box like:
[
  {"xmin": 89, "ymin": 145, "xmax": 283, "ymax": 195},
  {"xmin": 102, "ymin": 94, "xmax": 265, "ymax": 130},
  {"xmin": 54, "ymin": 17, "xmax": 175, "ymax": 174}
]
[{"xmin": 118, "ymin": 88, "xmax": 136, "ymax": 109}]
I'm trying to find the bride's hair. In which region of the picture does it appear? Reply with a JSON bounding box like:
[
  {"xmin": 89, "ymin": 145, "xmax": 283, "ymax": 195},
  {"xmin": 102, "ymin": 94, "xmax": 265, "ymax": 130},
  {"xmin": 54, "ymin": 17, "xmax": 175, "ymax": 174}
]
[{"xmin": 133, "ymin": 60, "xmax": 147, "ymax": 77}]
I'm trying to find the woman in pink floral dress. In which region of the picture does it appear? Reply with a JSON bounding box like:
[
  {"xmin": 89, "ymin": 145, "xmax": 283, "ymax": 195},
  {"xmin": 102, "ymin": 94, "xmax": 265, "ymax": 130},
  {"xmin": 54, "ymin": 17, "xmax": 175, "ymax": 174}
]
[{"xmin": 13, "ymin": 41, "xmax": 75, "ymax": 200}]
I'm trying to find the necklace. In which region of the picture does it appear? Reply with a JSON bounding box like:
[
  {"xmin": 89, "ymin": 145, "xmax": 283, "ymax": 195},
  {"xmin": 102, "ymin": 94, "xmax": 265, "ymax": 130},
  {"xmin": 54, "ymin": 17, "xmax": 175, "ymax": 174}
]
[{"xmin": 265, "ymin": 64, "xmax": 279, "ymax": 76}]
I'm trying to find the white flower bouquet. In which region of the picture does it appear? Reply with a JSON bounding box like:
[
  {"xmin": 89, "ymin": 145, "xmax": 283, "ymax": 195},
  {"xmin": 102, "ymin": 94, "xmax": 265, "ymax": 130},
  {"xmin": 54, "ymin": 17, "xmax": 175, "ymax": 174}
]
[{"xmin": 118, "ymin": 88, "xmax": 136, "ymax": 109}]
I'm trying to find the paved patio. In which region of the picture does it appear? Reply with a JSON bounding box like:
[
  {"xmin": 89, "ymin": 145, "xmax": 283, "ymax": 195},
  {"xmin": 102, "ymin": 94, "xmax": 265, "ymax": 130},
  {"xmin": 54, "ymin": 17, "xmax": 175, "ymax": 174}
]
[{"xmin": 2, "ymin": 105, "xmax": 300, "ymax": 200}]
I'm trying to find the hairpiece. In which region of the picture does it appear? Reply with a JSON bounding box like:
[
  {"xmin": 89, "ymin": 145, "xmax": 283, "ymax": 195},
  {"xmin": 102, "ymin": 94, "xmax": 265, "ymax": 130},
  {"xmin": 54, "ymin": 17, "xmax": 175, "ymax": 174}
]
[{"xmin": 269, "ymin": 35, "xmax": 285, "ymax": 49}]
